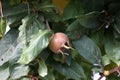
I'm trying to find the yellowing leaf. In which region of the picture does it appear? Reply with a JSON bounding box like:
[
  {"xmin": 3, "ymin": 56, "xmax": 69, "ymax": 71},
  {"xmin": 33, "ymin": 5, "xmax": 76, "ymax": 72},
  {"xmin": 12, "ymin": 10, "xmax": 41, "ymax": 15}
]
[{"xmin": 52, "ymin": 0, "xmax": 70, "ymax": 14}]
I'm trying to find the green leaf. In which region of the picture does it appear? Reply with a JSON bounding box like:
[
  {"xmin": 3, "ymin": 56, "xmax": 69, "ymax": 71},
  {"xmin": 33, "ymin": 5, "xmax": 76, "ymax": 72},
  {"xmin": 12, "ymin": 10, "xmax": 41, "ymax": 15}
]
[
  {"xmin": 10, "ymin": 64, "xmax": 29, "ymax": 79},
  {"xmin": 53, "ymin": 54, "xmax": 63, "ymax": 63},
  {"xmin": 62, "ymin": 0, "xmax": 104, "ymax": 20},
  {"xmin": 62, "ymin": 0, "xmax": 84, "ymax": 20},
  {"xmin": 42, "ymin": 74, "xmax": 55, "ymax": 80},
  {"xmin": 17, "ymin": 14, "xmax": 38, "ymax": 44},
  {"xmin": 9, "ymin": 43, "xmax": 23, "ymax": 65},
  {"xmin": 3, "ymin": 4, "xmax": 27, "ymax": 17},
  {"xmin": 34, "ymin": 1, "xmax": 60, "ymax": 22},
  {"xmin": 71, "ymin": 49, "xmax": 78, "ymax": 59},
  {"xmin": 53, "ymin": 53, "xmax": 72, "ymax": 65},
  {"xmin": 38, "ymin": 58, "xmax": 48, "ymax": 77},
  {"xmin": 40, "ymin": 49, "xmax": 50, "ymax": 61},
  {"xmin": 66, "ymin": 19, "xmax": 87, "ymax": 40},
  {"xmin": 81, "ymin": 0, "xmax": 104, "ymax": 13},
  {"xmin": 48, "ymin": 59, "xmax": 86, "ymax": 80},
  {"xmin": 90, "ymin": 30, "xmax": 105, "ymax": 45},
  {"xmin": 105, "ymin": 40, "xmax": 120, "ymax": 65},
  {"xmin": 72, "ymin": 36, "xmax": 102, "ymax": 64},
  {"xmin": 67, "ymin": 19, "xmax": 80, "ymax": 31},
  {"xmin": 10, "ymin": 0, "xmax": 21, "ymax": 5},
  {"xmin": 78, "ymin": 12, "xmax": 101, "ymax": 28},
  {"xmin": 41, "ymin": 69, "xmax": 55, "ymax": 80},
  {"xmin": 70, "ymin": 60, "xmax": 86, "ymax": 79},
  {"xmin": 0, "ymin": 18, "xmax": 7, "ymax": 35},
  {"xmin": 0, "ymin": 29, "xmax": 18, "ymax": 66},
  {"xmin": 17, "ymin": 14, "xmax": 46, "ymax": 45},
  {"xmin": 34, "ymin": 2, "xmax": 56, "ymax": 13},
  {"xmin": 36, "ymin": 20, "xmax": 46, "ymax": 30},
  {"xmin": 18, "ymin": 77, "xmax": 30, "ymax": 80},
  {"xmin": 102, "ymin": 55, "xmax": 111, "ymax": 66},
  {"xmin": 40, "ymin": 12, "xmax": 61, "ymax": 22},
  {"xmin": 107, "ymin": 73, "xmax": 120, "ymax": 80},
  {"xmin": 18, "ymin": 30, "xmax": 52, "ymax": 64},
  {"xmin": 3, "ymin": 4, "xmax": 28, "ymax": 27},
  {"xmin": 0, "ymin": 63, "xmax": 10, "ymax": 80},
  {"xmin": 8, "ymin": 13, "xmax": 27, "ymax": 27},
  {"xmin": 104, "ymin": 28, "xmax": 120, "ymax": 65},
  {"xmin": 108, "ymin": 3, "xmax": 120, "ymax": 14},
  {"xmin": 114, "ymin": 12, "xmax": 120, "ymax": 34},
  {"xmin": 65, "ymin": 53, "xmax": 72, "ymax": 66}
]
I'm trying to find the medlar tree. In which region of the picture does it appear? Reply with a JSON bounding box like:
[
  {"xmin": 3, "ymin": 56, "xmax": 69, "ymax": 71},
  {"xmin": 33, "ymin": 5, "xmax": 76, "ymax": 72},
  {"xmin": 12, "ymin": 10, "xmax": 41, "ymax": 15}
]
[{"xmin": 0, "ymin": 0, "xmax": 120, "ymax": 80}]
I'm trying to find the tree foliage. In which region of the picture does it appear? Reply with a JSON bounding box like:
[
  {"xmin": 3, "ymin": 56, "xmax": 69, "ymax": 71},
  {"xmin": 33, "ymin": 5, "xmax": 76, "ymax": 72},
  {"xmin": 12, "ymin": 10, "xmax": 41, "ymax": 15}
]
[{"xmin": 0, "ymin": 0, "xmax": 120, "ymax": 80}]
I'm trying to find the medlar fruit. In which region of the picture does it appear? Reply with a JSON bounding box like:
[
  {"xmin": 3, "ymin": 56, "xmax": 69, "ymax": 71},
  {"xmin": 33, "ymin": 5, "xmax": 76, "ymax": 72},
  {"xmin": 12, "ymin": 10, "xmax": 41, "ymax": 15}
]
[{"xmin": 49, "ymin": 32, "xmax": 72, "ymax": 62}]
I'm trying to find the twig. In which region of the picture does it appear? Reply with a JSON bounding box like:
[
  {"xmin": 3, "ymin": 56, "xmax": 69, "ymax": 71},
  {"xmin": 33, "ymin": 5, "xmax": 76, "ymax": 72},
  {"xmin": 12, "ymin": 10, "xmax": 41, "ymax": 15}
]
[
  {"xmin": 109, "ymin": 66, "xmax": 120, "ymax": 75},
  {"xmin": 26, "ymin": 0, "xmax": 30, "ymax": 14},
  {"xmin": 98, "ymin": 74, "xmax": 104, "ymax": 80},
  {"xmin": 103, "ymin": 66, "xmax": 120, "ymax": 77},
  {"xmin": 45, "ymin": 19, "xmax": 51, "ymax": 30},
  {"xmin": 0, "ymin": 1, "xmax": 3, "ymax": 17}
]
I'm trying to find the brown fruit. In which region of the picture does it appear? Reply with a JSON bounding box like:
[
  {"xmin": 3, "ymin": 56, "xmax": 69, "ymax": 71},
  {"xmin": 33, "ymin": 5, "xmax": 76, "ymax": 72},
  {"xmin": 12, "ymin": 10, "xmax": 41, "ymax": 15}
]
[{"xmin": 49, "ymin": 32, "xmax": 70, "ymax": 53}]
